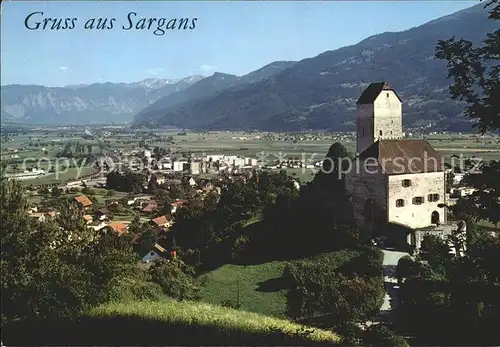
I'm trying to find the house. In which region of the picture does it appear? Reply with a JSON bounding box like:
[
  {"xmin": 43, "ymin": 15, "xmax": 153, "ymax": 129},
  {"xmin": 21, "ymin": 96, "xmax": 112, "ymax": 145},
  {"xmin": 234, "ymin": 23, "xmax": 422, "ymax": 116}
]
[
  {"xmin": 173, "ymin": 160, "xmax": 188, "ymax": 172},
  {"xmin": 157, "ymin": 175, "xmax": 166, "ymax": 185},
  {"xmin": 28, "ymin": 212, "xmax": 46, "ymax": 222},
  {"xmin": 104, "ymin": 221, "xmax": 129, "ymax": 235},
  {"xmin": 83, "ymin": 214, "xmax": 93, "ymax": 224},
  {"xmin": 150, "ymin": 215, "xmax": 172, "ymax": 230},
  {"xmin": 184, "ymin": 176, "xmax": 196, "ymax": 187},
  {"xmin": 170, "ymin": 199, "xmax": 187, "ymax": 214},
  {"xmin": 142, "ymin": 200, "xmax": 158, "ymax": 213},
  {"xmin": 345, "ymin": 82, "xmax": 446, "ymax": 247},
  {"xmin": 450, "ymin": 187, "xmax": 477, "ymax": 198},
  {"xmin": 198, "ymin": 178, "xmax": 213, "ymax": 193},
  {"xmin": 141, "ymin": 243, "xmax": 169, "ymax": 263},
  {"xmin": 95, "ymin": 209, "xmax": 108, "ymax": 221},
  {"xmin": 88, "ymin": 221, "xmax": 108, "ymax": 231},
  {"xmin": 190, "ymin": 161, "xmax": 202, "ymax": 175},
  {"xmin": 46, "ymin": 210, "xmax": 58, "ymax": 219},
  {"xmin": 74, "ymin": 195, "xmax": 93, "ymax": 210}
]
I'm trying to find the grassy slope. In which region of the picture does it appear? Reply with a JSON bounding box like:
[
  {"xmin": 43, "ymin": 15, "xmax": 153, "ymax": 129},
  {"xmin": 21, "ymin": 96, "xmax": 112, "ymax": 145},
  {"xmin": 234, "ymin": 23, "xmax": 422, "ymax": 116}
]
[
  {"xmin": 3, "ymin": 299, "xmax": 341, "ymax": 346},
  {"xmin": 198, "ymin": 249, "xmax": 361, "ymax": 317}
]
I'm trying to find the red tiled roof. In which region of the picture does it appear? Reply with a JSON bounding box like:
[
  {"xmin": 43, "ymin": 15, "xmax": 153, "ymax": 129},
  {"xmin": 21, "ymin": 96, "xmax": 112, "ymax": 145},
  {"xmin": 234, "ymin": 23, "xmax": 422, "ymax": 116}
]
[
  {"xmin": 83, "ymin": 214, "xmax": 93, "ymax": 221},
  {"xmin": 359, "ymin": 140, "xmax": 443, "ymax": 175},
  {"xmin": 75, "ymin": 195, "xmax": 93, "ymax": 207},
  {"xmin": 47, "ymin": 211, "xmax": 57, "ymax": 217},
  {"xmin": 171, "ymin": 199, "xmax": 187, "ymax": 207},
  {"xmin": 151, "ymin": 215, "xmax": 171, "ymax": 226},
  {"xmin": 142, "ymin": 201, "xmax": 158, "ymax": 212},
  {"xmin": 106, "ymin": 221, "xmax": 129, "ymax": 235}
]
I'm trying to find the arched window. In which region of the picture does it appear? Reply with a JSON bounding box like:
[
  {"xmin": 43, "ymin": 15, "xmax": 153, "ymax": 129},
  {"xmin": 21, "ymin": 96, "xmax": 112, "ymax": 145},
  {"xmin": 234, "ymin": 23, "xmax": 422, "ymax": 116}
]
[{"xmin": 379, "ymin": 130, "xmax": 383, "ymax": 136}]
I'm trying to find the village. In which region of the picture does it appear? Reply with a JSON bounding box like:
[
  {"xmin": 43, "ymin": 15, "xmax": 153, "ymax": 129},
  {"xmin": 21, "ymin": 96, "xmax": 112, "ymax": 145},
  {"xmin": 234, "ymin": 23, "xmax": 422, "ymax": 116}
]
[{"xmin": 18, "ymin": 112, "xmax": 492, "ymax": 267}]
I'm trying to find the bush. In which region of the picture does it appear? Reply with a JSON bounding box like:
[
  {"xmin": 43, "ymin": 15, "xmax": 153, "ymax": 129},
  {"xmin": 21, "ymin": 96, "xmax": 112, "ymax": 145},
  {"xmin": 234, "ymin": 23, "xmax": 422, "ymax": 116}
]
[
  {"xmin": 283, "ymin": 249, "xmax": 384, "ymax": 324},
  {"xmin": 396, "ymin": 256, "xmax": 417, "ymax": 284},
  {"xmin": 105, "ymin": 277, "xmax": 164, "ymax": 302},
  {"xmin": 336, "ymin": 322, "xmax": 364, "ymax": 346},
  {"xmin": 363, "ymin": 324, "xmax": 409, "ymax": 347},
  {"xmin": 149, "ymin": 259, "xmax": 201, "ymax": 301},
  {"xmin": 81, "ymin": 188, "xmax": 96, "ymax": 196}
]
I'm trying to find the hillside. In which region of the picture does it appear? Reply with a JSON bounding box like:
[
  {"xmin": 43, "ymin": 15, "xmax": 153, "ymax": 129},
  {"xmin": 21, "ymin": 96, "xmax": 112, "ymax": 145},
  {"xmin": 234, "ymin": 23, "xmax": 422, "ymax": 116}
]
[
  {"xmin": 133, "ymin": 3, "xmax": 495, "ymax": 132},
  {"xmin": 0, "ymin": 76, "xmax": 204, "ymax": 125},
  {"xmin": 198, "ymin": 249, "xmax": 362, "ymax": 317},
  {"xmin": 134, "ymin": 61, "xmax": 297, "ymax": 127},
  {"xmin": 1, "ymin": 299, "xmax": 340, "ymax": 345}
]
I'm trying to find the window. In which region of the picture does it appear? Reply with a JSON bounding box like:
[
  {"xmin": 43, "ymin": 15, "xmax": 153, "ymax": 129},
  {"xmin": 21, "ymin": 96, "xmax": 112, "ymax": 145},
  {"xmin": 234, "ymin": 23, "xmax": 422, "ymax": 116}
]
[
  {"xmin": 386, "ymin": 92, "xmax": 389, "ymax": 98},
  {"xmin": 362, "ymin": 127, "xmax": 365, "ymax": 136},
  {"xmin": 379, "ymin": 130, "xmax": 383, "ymax": 136},
  {"xmin": 402, "ymin": 179, "xmax": 411, "ymax": 187},
  {"xmin": 427, "ymin": 193, "xmax": 440, "ymax": 202},
  {"xmin": 396, "ymin": 199, "xmax": 405, "ymax": 207},
  {"xmin": 412, "ymin": 196, "xmax": 424, "ymax": 205}
]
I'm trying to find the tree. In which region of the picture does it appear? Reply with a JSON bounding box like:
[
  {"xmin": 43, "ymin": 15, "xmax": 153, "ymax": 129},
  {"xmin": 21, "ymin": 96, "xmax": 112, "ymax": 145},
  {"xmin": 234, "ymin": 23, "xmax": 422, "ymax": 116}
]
[
  {"xmin": 148, "ymin": 258, "xmax": 200, "ymax": 301},
  {"xmin": 446, "ymin": 171, "xmax": 455, "ymax": 189},
  {"xmin": 1, "ymin": 172, "xmax": 148, "ymax": 323},
  {"xmin": 51, "ymin": 187, "xmax": 62, "ymax": 198},
  {"xmin": 396, "ymin": 256, "xmax": 418, "ymax": 285},
  {"xmin": 435, "ymin": 0, "xmax": 500, "ymax": 224},
  {"xmin": 363, "ymin": 324, "xmax": 409, "ymax": 347}
]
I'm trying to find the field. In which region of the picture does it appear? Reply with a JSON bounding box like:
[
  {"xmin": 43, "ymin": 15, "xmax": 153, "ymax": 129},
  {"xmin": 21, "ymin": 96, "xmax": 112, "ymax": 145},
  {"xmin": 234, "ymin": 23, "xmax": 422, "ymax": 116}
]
[
  {"xmin": 2, "ymin": 299, "xmax": 341, "ymax": 346},
  {"xmin": 198, "ymin": 249, "xmax": 362, "ymax": 317}
]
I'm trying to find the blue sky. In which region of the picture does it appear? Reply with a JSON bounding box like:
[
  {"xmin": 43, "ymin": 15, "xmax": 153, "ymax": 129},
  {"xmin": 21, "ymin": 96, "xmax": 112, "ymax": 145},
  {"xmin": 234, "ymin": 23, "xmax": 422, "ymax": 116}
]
[{"xmin": 1, "ymin": 1, "xmax": 478, "ymax": 87}]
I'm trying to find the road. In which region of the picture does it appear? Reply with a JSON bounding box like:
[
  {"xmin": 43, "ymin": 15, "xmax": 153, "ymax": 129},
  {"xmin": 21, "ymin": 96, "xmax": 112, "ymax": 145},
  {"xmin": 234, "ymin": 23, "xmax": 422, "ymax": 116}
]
[{"xmin": 380, "ymin": 249, "xmax": 410, "ymax": 312}]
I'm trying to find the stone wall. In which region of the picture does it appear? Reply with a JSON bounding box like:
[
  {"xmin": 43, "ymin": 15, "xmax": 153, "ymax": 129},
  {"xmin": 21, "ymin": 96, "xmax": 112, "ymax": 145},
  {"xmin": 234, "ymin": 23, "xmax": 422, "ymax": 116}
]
[
  {"xmin": 414, "ymin": 223, "xmax": 457, "ymax": 250},
  {"xmin": 373, "ymin": 90, "xmax": 403, "ymax": 141},
  {"xmin": 345, "ymin": 168, "xmax": 387, "ymax": 230}
]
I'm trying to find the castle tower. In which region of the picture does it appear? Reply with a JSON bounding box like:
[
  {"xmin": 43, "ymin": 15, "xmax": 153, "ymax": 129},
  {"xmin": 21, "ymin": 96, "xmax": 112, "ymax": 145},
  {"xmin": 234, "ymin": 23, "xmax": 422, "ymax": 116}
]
[{"xmin": 355, "ymin": 82, "xmax": 403, "ymax": 154}]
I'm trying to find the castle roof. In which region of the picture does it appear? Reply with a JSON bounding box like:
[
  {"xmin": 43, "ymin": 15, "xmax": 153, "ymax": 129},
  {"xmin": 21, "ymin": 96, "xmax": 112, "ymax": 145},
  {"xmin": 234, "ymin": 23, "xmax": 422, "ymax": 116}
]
[
  {"xmin": 356, "ymin": 82, "xmax": 403, "ymax": 105},
  {"xmin": 359, "ymin": 140, "xmax": 443, "ymax": 175}
]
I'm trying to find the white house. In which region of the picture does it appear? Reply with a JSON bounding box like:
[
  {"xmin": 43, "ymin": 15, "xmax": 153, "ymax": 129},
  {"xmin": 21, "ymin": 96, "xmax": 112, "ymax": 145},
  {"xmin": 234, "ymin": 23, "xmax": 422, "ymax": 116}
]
[
  {"xmin": 345, "ymin": 82, "xmax": 446, "ymax": 245},
  {"xmin": 173, "ymin": 160, "xmax": 188, "ymax": 172},
  {"xmin": 141, "ymin": 243, "xmax": 168, "ymax": 263}
]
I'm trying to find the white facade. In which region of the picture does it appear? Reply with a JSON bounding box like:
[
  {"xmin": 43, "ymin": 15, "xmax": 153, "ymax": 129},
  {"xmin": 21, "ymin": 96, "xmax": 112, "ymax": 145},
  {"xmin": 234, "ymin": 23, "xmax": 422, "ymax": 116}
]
[
  {"xmin": 387, "ymin": 172, "xmax": 446, "ymax": 229},
  {"xmin": 141, "ymin": 250, "xmax": 161, "ymax": 263},
  {"xmin": 173, "ymin": 161, "xmax": 187, "ymax": 172}
]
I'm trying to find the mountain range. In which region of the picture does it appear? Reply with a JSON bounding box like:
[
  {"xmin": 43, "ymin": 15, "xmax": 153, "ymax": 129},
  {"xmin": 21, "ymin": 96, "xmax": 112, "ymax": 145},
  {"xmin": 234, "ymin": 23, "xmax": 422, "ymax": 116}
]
[
  {"xmin": 2, "ymin": 3, "xmax": 496, "ymax": 131},
  {"xmin": 0, "ymin": 76, "xmax": 206, "ymax": 125},
  {"xmin": 133, "ymin": 3, "xmax": 496, "ymax": 132}
]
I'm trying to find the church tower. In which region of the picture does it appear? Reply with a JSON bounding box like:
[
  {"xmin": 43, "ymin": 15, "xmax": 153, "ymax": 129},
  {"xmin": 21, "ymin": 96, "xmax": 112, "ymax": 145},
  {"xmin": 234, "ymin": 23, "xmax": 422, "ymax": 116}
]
[{"xmin": 355, "ymin": 82, "xmax": 403, "ymax": 154}]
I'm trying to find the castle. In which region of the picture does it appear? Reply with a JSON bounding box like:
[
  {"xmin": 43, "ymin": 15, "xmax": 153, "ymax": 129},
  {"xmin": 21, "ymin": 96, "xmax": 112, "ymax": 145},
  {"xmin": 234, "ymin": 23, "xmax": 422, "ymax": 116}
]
[{"xmin": 345, "ymin": 82, "xmax": 447, "ymax": 247}]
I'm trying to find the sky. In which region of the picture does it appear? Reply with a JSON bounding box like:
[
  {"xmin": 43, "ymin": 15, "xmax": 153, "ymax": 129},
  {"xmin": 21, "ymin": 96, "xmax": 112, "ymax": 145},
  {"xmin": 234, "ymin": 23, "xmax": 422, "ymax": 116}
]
[{"xmin": 1, "ymin": 1, "xmax": 478, "ymax": 87}]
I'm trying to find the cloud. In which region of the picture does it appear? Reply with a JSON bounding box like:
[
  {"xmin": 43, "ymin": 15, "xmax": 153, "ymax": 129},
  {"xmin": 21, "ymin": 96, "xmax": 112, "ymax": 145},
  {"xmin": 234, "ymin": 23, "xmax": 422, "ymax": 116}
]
[
  {"xmin": 199, "ymin": 64, "xmax": 216, "ymax": 73},
  {"xmin": 146, "ymin": 68, "xmax": 164, "ymax": 76},
  {"xmin": 59, "ymin": 66, "xmax": 69, "ymax": 72}
]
